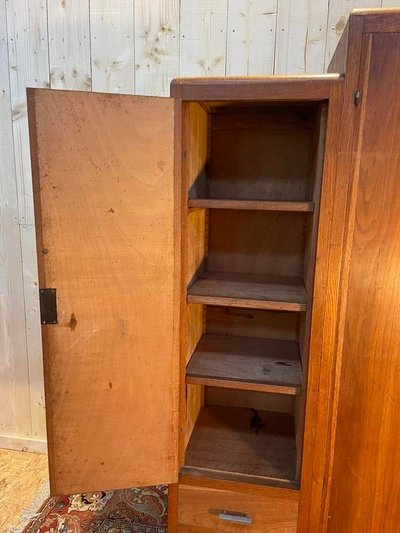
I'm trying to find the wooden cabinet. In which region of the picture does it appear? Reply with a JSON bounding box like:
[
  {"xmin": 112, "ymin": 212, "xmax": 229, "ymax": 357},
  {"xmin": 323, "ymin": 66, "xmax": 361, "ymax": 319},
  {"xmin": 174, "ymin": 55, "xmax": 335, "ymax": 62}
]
[{"xmin": 27, "ymin": 9, "xmax": 400, "ymax": 532}]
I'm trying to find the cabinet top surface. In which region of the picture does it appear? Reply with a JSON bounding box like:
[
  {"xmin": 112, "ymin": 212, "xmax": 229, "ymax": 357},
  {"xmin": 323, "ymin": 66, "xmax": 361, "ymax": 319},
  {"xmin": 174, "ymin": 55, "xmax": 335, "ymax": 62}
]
[{"xmin": 170, "ymin": 75, "xmax": 343, "ymax": 101}]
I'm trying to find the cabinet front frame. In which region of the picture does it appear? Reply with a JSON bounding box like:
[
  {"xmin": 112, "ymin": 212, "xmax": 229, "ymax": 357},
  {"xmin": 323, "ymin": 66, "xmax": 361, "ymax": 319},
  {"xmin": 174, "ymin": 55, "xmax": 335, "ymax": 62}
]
[{"xmin": 171, "ymin": 76, "xmax": 345, "ymax": 531}]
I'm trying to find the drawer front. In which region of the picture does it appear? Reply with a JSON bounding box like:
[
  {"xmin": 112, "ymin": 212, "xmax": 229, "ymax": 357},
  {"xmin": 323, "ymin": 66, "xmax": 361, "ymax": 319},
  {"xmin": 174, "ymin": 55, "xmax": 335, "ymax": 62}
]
[{"xmin": 178, "ymin": 484, "xmax": 298, "ymax": 532}]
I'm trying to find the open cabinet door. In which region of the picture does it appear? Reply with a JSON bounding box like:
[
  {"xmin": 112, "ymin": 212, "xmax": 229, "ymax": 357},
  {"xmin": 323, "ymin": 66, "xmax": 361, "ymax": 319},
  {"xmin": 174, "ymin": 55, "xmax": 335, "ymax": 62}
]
[{"xmin": 28, "ymin": 89, "xmax": 180, "ymax": 495}]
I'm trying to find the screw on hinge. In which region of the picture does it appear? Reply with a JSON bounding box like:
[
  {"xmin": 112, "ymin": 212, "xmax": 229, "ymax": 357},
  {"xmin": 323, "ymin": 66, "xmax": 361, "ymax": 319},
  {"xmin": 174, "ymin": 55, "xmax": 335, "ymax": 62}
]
[{"xmin": 354, "ymin": 90, "xmax": 361, "ymax": 106}]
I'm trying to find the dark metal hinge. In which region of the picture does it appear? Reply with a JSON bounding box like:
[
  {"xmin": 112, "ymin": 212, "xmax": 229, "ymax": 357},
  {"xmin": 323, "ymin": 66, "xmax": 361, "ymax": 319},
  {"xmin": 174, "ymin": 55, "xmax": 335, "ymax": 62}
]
[
  {"xmin": 354, "ymin": 90, "xmax": 361, "ymax": 106},
  {"xmin": 39, "ymin": 288, "xmax": 57, "ymax": 324}
]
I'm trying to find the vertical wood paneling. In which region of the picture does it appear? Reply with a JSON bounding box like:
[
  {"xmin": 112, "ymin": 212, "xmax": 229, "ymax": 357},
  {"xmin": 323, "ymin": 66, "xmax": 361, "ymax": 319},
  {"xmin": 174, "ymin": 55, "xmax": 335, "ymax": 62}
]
[
  {"xmin": 305, "ymin": 0, "xmax": 330, "ymax": 73},
  {"xmin": 226, "ymin": 0, "xmax": 277, "ymax": 75},
  {"xmin": 135, "ymin": 0, "xmax": 180, "ymax": 96},
  {"xmin": 0, "ymin": 0, "xmax": 31, "ymax": 441},
  {"xmin": 6, "ymin": 0, "xmax": 49, "ymax": 225},
  {"xmin": 48, "ymin": 0, "xmax": 91, "ymax": 90},
  {"xmin": 20, "ymin": 225, "xmax": 45, "ymax": 441},
  {"xmin": 90, "ymin": 0, "xmax": 135, "ymax": 94},
  {"xmin": 180, "ymin": 0, "xmax": 228, "ymax": 76},
  {"xmin": 274, "ymin": 0, "xmax": 330, "ymax": 74},
  {"xmin": 324, "ymin": 0, "xmax": 382, "ymax": 68},
  {"xmin": 4, "ymin": 0, "xmax": 49, "ymax": 446}
]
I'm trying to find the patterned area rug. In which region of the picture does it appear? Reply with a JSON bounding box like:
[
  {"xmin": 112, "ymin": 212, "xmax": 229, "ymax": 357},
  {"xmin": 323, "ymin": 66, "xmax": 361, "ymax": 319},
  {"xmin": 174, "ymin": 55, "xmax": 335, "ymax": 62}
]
[{"xmin": 22, "ymin": 486, "xmax": 167, "ymax": 533}]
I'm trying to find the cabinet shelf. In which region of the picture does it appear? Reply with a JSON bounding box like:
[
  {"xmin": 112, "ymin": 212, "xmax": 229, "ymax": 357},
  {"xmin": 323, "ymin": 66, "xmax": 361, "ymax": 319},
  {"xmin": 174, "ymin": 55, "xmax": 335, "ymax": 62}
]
[
  {"xmin": 188, "ymin": 198, "xmax": 314, "ymax": 212},
  {"xmin": 187, "ymin": 272, "xmax": 307, "ymax": 312},
  {"xmin": 186, "ymin": 334, "xmax": 302, "ymax": 395},
  {"xmin": 181, "ymin": 405, "xmax": 298, "ymax": 489}
]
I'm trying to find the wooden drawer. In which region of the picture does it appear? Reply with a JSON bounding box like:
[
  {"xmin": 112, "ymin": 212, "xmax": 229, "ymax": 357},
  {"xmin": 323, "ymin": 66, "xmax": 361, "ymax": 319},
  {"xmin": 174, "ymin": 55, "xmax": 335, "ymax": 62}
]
[{"xmin": 178, "ymin": 484, "xmax": 298, "ymax": 532}]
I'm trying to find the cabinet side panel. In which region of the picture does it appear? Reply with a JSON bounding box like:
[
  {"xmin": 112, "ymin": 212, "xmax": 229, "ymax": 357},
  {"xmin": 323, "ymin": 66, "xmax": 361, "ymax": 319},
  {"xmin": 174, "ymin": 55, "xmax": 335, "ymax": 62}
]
[
  {"xmin": 329, "ymin": 32, "xmax": 400, "ymax": 532},
  {"xmin": 180, "ymin": 103, "xmax": 208, "ymax": 455},
  {"xmin": 28, "ymin": 89, "xmax": 178, "ymax": 494}
]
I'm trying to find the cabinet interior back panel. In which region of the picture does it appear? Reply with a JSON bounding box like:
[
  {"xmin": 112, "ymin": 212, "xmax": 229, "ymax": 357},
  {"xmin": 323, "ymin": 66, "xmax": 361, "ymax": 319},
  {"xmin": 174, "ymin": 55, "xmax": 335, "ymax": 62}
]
[
  {"xmin": 208, "ymin": 106, "xmax": 317, "ymax": 201},
  {"xmin": 207, "ymin": 210, "xmax": 308, "ymax": 278}
]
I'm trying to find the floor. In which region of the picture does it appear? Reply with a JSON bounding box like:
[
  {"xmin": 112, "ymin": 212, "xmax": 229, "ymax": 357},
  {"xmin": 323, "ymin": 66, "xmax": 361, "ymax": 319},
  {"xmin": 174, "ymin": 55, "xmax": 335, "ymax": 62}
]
[{"xmin": 0, "ymin": 449, "xmax": 49, "ymax": 532}]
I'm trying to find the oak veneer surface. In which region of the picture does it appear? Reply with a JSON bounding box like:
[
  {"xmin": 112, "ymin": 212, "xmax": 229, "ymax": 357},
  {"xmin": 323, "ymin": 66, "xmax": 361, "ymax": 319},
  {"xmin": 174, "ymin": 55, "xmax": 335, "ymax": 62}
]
[
  {"xmin": 28, "ymin": 89, "xmax": 178, "ymax": 495},
  {"xmin": 186, "ymin": 334, "xmax": 301, "ymax": 395},
  {"xmin": 183, "ymin": 405, "xmax": 297, "ymax": 487},
  {"xmin": 329, "ymin": 32, "xmax": 400, "ymax": 532},
  {"xmin": 178, "ymin": 484, "xmax": 298, "ymax": 532},
  {"xmin": 188, "ymin": 272, "xmax": 307, "ymax": 311}
]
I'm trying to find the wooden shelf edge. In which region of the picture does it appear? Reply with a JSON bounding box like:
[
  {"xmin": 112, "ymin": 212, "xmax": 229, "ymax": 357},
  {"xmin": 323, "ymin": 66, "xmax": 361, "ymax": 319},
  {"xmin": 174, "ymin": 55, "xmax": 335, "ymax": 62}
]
[
  {"xmin": 188, "ymin": 198, "xmax": 314, "ymax": 213},
  {"xmin": 186, "ymin": 334, "xmax": 302, "ymax": 395},
  {"xmin": 180, "ymin": 466, "xmax": 299, "ymax": 491},
  {"xmin": 187, "ymin": 294, "xmax": 307, "ymax": 312},
  {"xmin": 186, "ymin": 375, "xmax": 301, "ymax": 395}
]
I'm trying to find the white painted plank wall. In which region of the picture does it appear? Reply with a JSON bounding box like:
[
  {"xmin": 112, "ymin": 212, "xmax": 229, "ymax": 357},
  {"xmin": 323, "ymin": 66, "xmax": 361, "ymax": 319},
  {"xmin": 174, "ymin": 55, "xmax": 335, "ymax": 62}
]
[
  {"xmin": 7, "ymin": 0, "xmax": 49, "ymax": 450},
  {"xmin": 0, "ymin": 0, "xmax": 395, "ymax": 451}
]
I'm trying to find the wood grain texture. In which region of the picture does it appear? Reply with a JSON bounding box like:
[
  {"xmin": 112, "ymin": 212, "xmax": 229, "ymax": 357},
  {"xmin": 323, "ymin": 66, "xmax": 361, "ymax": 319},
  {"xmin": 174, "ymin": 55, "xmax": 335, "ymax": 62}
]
[
  {"xmin": 361, "ymin": 7, "xmax": 400, "ymax": 31},
  {"xmin": 3, "ymin": 0, "xmax": 49, "ymax": 444},
  {"xmin": 179, "ymin": 102, "xmax": 208, "ymax": 459},
  {"xmin": 0, "ymin": 2, "xmax": 32, "ymax": 443},
  {"xmin": 275, "ymin": 0, "xmax": 330, "ymax": 74},
  {"xmin": 324, "ymin": 0, "xmax": 382, "ymax": 70},
  {"xmin": 188, "ymin": 199, "xmax": 314, "ymax": 212},
  {"xmin": 207, "ymin": 105, "xmax": 317, "ymax": 204},
  {"xmin": 28, "ymin": 89, "xmax": 179, "ymax": 494},
  {"xmin": 183, "ymin": 405, "xmax": 297, "ymax": 487},
  {"xmin": 20, "ymin": 224, "xmax": 46, "ymax": 440},
  {"xmin": 179, "ymin": 472, "xmax": 300, "ymax": 499},
  {"xmin": 297, "ymin": 11, "xmax": 398, "ymax": 532},
  {"xmin": 135, "ymin": 0, "xmax": 179, "ymax": 96},
  {"xmin": 6, "ymin": 0, "xmax": 49, "ymax": 226},
  {"xmin": 206, "ymin": 306, "xmax": 299, "ymax": 341},
  {"xmin": 207, "ymin": 210, "xmax": 308, "ymax": 278},
  {"xmin": 180, "ymin": 0, "xmax": 228, "ymax": 76},
  {"xmin": 294, "ymin": 104, "xmax": 327, "ymax": 480},
  {"xmin": 188, "ymin": 272, "xmax": 307, "ymax": 312},
  {"xmin": 205, "ymin": 387, "xmax": 294, "ymax": 415},
  {"xmin": 171, "ymin": 75, "xmax": 341, "ymax": 101},
  {"xmin": 90, "ymin": 0, "xmax": 134, "ymax": 94},
  {"xmin": 303, "ymin": 14, "xmax": 381, "ymax": 531},
  {"xmin": 226, "ymin": 0, "xmax": 277, "ymax": 76},
  {"xmin": 48, "ymin": 0, "xmax": 91, "ymax": 90},
  {"xmin": 329, "ymin": 31, "xmax": 400, "ymax": 533},
  {"xmin": 297, "ymin": 82, "xmax": 349, "ymax": 533},
  {"xmin": 186, "ymin": 334, "xmax": 302, "ymax": 395},
  {"xmin": 178, "ymin": 483, "xmax": 298, "ymax": 532}
]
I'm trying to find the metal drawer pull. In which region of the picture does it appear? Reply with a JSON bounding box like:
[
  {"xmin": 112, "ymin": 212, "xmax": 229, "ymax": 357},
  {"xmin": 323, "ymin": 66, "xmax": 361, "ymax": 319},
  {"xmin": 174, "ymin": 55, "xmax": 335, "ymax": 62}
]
[{"xmin": 218, "ymin": 510, "xmax": 252, "ymax": 525}]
